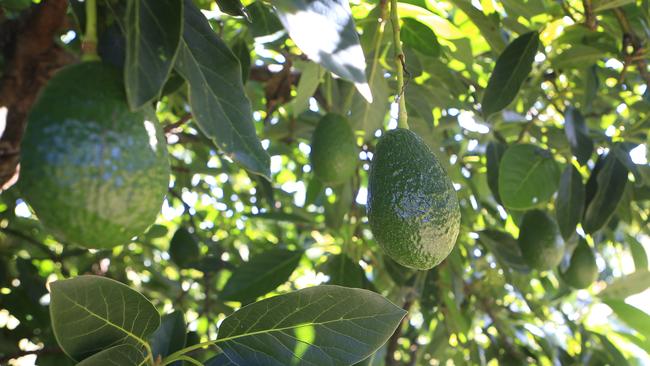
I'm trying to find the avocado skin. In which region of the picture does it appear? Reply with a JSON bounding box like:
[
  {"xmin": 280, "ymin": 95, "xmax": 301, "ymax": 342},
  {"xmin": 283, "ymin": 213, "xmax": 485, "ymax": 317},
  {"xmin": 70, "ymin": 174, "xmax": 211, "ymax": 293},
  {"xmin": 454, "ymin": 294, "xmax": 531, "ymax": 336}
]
[
  {"xmin": 367, "ymin": 128, "xmax": 460, "ymax": 270},
  {"xmin": 19, "ymin": 62, "xmax": 170, "ymax": 249},
  {"xmin": 517, "ymin": 210, "xmax": 565, "ymax": 271},
  {"xmin": 562, "ymin": 239, "xmax": 598, "ymax": 289},
  {"xmin": 310, "ymin": 114, "xmax": 357, "ymax": 185}
]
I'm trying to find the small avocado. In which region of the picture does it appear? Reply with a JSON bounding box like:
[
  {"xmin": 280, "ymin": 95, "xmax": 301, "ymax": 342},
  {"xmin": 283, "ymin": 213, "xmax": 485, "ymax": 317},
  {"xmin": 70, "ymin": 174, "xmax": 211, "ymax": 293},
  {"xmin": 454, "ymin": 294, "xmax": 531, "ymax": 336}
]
[
  {"xmin": 562, "ymin": 239, "xmax": 598, "ymax": 289},
  {"xmin": 367, "ymin": 128, "xmax": 460, "ymax": 270},
  {"xmin": 517, "ymin": 210, "xmax": 564, "ymax": 271},
  {"xmin": 20, "ymin": 62, "xmax": 170, "ymax": 249},
  {"xmin": 309, "ymin": 114, "xmax": 357, "ymax": 185}
]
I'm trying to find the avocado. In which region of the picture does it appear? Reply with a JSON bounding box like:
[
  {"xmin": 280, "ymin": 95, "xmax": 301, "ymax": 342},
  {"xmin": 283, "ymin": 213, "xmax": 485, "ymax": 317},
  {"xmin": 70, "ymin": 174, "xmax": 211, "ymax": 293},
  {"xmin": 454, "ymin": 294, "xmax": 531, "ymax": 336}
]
[
  {"xmin": 367, "ymin": 128, "xmax": 460, "ymax": 270},
  {"xmin": 20, "ymin": 61, "xmax": 170, "ymax": 249},
  {"xmin": 517, "ymin": 210, "xmax": 564, "ymax": 271},
  {"xmin": 310, "ymin": 114, "xmax": 357, "ymax": 185},
  {"xmin": 562, "ymin": 239, "xmax": 598, "ymax": 289}
]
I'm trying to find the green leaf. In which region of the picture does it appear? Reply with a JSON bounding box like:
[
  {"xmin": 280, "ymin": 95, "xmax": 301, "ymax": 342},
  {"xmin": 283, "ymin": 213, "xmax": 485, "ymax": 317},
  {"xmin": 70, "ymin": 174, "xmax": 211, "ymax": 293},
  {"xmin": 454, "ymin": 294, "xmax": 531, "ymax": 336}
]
[
  {"xmin": 482, "ymin": 31, "xmax": 539, "ymax": 117},
  {"xmin": 478, "ymin": 230, "xmax": 529, "ymax": 272},
  {"xmin": 552, "ymin": 45, "xmax": 603, "ymax": 69},
  {"xmin": 149, "ymin": 311, "xmax": 186, "ymax": 364},
  {"xmin": 401, "ymin": 18, "xmax": 440, "ymax": 57},
  {"xmin": 325, "ymin": 182, "xmax": 353, "ymax": 230},
  {"xmin": 291, "ymin": 61, "xmax": 325, "ymax": 116},
  {"xmin": 604, "ymin": 299, "xmax": 650, "ymax": 340},
  {"xmin": 49, "ymin": 275, "xmax": 160, "ymax": 361},
  {"xmin": 216, "ymin": 285, "xmax": 406, "ymax": 365},
  {"xmin": 175, "ymin": 0, "xmax": 270, "ymax": 179},
  {"xmin": 169, "ymin": 227, "xmax": 200, "ymax": 268},
  {"xmin": 350, "ymin": 69, "xmax": 389, "ymax": 138},
  {"xmin": 246, "ymin": 1, "xmax": 283, "ymax": 37},
  {"xmin": 600, "ymin": 270, "xmax": 650, "ymax": 300},
  {"xmin": 593, "ymin": 0, "xmax": 636, "ymax": 12},
  {"xmin": 323, "ymin": 254, "xmax": 371, "ymax": 289},
  {"xmin": 221, "ymin": 248, "xmax": 304, "ymax": 302},
  {"xmin": 76, "ymin": 344, "xmax": 147, "ymax": 366},
  {"xmin": 231, "ymin": 37, "xmax": 251, "ymax": 83},
  {"xmin": 498, "ymin": 144, "xmax": 560, "ymax": 210},
  {"xmin": 556, "ymin": 165, "xmax": 585, "ymax": 240},
  {"xmin": 486, "ymin": 141, "xmax": 506, "ymax": 204},
  {"xmin": 627, "ymin": 235, "xmax": 649, "ymax": 271},
  {"xmin": 273, "ymin": 0, "xmax": 372, "ymax": 101},
  {"xmin": 447, "ymin": 0, "xmax": 506, "ymax": 53},
  {"xmin": 125, "ymin": 0, "xmax": 183, "ymax": 110},
  {"xmin": 564, "ymin": 107, "xmax": 593, "ymax": 165},
  {"xmin": 205, "ymin": 353, "xmax": 237, "ymax": 365},
  {"xmin": 216, "ymin": 0, "xmax": 248, "ymax": 18},
  {"xmin": 583, "ymin": 153, "xmax": 628, "ymax": 233}
]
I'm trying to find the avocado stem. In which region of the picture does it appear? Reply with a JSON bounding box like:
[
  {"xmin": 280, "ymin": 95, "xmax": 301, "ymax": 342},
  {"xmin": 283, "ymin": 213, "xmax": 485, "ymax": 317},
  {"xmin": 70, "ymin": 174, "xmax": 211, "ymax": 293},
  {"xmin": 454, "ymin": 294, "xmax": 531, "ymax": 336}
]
[
  {"xmin": 389, "ymin": 0, "xmax": 409, "ymax": 130},
  {"xmin": 82, "ymin": 0, "xmax": 100, "ymax": 61}
]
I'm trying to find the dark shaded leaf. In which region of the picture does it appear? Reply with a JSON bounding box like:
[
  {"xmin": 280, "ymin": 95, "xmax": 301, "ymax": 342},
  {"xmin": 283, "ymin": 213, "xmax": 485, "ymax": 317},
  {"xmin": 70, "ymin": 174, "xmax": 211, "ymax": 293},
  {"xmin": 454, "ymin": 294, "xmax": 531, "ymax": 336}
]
[
  {"xmin": 149, "ymin": 311, "xmax": 186, "ymax": 365},
  {"xmin": 231, "ymin": 37, "xmax": 251, "ymax": 83},
  {"xmin": 564, "ymin": 107, "xmax": 593, "ymax": 165},
  {"xmin": 125, "ymin": 0, "xmax": 183, "ymax": 109},
  {"xmin": 221, "ymin": 248, "xmax": 304, "ymax": 302},
  {"xmin": 325, "ymin": 181, "xmax": 353, "ymax": 229},
  {"xmin": 583, "ymin": 153, "xmax": 628, "ymax": 233},
  {"xmin": 482, "ymin": 31, "xmax": 539, "ymax": 117},
  {"xmin": 486, "ymin": 141, "xmax": 506, "ymax": 204},
  {"xmin": 216, "ymin": 0, "xmax": 248, "ymax": 18},
  {"xmin": 216, "ymin": 285, "xmax": 406, "ymax": 365},
  {"xmin": 401, "ymin": 18, "xmax": 440, "ymax": 57},
  {"xmin": 49, "ymin": 276, "xmax": 160, "ymax": 361},
  {"xmin": 478, "ymin": 230, "xmax": 529, "ymax": 272},
  {"xmin": 175, "ymin": 0, "xmax": 270, "ymax": 179},
  {"xmin": 205, "ymin": 353, "xmax": 237, "ymax": 366},
  {"xmin": 323, "ymin": 254, "xmax": 370, "ymax": 289},
  {"xmin": 552, "ymin": 45, "xmax": 603, "ymax": 69},
  {"xmin": 169, "ymin": 227, "xmax": 200, "ymax": 268},
  {"xmin": 76, "ymin": 344, "xmax": 147, "ymax": 366},
  {"xmin": 246, "ymin": 1, "xmax": 283, "ymax": 37},
  {"xmin": 556, "ymin": 165, "xmax": 585, "ymax": 240},
  {"xmin": 498, "ymin": 144, "xmax": 560, "ymax": 209}
]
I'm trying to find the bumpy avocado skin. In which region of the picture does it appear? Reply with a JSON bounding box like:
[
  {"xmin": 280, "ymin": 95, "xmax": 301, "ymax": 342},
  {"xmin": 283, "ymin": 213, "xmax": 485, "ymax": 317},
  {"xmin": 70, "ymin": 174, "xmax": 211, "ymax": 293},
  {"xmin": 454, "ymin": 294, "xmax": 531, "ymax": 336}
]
[
  {"xmin": 562, "ymin": 240, "xmax": 598, "ymax": 289},
  {"xmin": 310, "ymin": 114, "xmax": 357, "ymax": 185},
  {"xmin": 367, "ymin": 128, "xmax": 460, "ymax": 270},
  {"xmin": 518, "ymin": 210, "xmax": 565, "ymax": 271},
  {"xmin": 20, "ymin": 62, "xmax": 170, "ymax": 249}
]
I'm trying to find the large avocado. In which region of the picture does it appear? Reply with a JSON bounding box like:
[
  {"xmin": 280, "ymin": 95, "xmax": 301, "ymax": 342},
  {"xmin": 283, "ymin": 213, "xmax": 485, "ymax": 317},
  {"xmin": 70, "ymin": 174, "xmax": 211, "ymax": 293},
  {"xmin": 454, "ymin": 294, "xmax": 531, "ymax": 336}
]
[
  {"xmin": 309, "ymin": 114, "xmax": 357, "ymax": 185},
  {"xmin": 517, "ymin": 210, "xmax": 564, "ymax": 271},
  {"xmin": 20, "ymin": 62, "xmax": 170, "ymax": 249},
  {"xmin": 367, "ymin": 128, "xmax": 460, "ymax": 270},
  {"xmin": 561, "ymin": 239, "xmax": 598, "ymax": 289}
]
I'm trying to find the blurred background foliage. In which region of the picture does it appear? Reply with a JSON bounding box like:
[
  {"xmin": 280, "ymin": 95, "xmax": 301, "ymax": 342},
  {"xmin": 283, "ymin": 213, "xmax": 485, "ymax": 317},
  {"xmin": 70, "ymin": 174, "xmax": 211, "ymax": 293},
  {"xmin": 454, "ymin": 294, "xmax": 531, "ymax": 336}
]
[{"xmin": 0, "ymin": 0, "xmax": 649, "ymax": 365}]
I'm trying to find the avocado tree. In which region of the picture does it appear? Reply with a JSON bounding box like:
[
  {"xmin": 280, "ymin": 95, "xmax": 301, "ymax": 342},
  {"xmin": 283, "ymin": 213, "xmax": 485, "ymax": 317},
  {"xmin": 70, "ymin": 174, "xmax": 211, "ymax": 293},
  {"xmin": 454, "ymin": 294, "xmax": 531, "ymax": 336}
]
[{"xmin": 0, "ymin": 0, "xmax": 649, "ymax": 365}]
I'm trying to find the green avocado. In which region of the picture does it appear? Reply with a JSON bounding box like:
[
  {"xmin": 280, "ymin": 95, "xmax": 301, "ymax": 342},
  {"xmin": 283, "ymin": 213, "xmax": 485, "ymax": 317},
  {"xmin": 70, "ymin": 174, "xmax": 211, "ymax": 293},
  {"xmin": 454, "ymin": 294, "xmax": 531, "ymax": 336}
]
[
  {"xmin": 517, "ymin": 210, "xmax": 564, "ymax": 271},
  {"xmin": 367, "ymin": 128, "xmax": 460, "ymax": 270},
  {"xmin": 562, "ymin": 239, "xmax": 598, "ymax": 289},
  {"xmin": 309, "ymin": 114, "xmax": 357, "ymax": 185},
  {"xmin": 19, "ymin": 62, "xmax": 170, "ymax": 249}
]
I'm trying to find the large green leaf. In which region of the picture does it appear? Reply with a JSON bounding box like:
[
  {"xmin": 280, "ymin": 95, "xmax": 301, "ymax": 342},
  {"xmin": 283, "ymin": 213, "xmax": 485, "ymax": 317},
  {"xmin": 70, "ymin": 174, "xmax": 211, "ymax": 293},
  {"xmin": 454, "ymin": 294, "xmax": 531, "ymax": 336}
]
[
  {"xmin": 175, "ymin": 0, "xmax": 270, "ymax": 179},
  {"xmin": 401, "ymin": 18, "xmax": 440, "ymax": 57},
  {"xmin": 273, "ymin": 0, "xmax": 372, "ymax": 101},
  {"xmin": 604, "ymin": 299, "xmax": 650, "ymax": 340},
  {"xmin": 486, "ymin": 141, "xmax": 506, "ymax": 204},
  {"xmin": 498, "ymin": 144, "xmax": 560, "ymax": 210},
  {"xmin": 49, "ymin": 275, "xmax": 160, "ymax": 361},
  {"xmin": 149, "ymin": 311, "xmax": 186, "ymax": 365},
  {"xmin": 552, "ymin": 45, "xmax": 603, "ymax": 69},
  {"xmin": 76, "ymin": 344, "xmax": 147, "ymax": 366},
  {"xmin": 246, "ymin": 1, "xmax": 283, "ymax": 37},
  {"xmin": 350, "ymin": 69, "xmax": 389, "ymax": 138},
  {"xmin": 125, "ymin": 0, "xmax": 182, "ymax": 110},
  {"xmin": 583, "ymin": 152, "xmax": 628, "ymax": 233},
  {"xmin": 478, "ymin": 230, "xmax": 529, "ymax": 272},
  {"xmin": 600, "ymin": 271, "xmax": 650, "ymax": 300},
  {"xmin": 216, "ymin": 285, "xmax": 406, "ymax": 365},
  {"xmin": 564, "ymin": 107, "xmax": 593, "ymax": 165},
  {"xmin": 205, "ymin": 353, "xmax": 237, "ymax": 365},
  {"xmin": 220, "ymin": 248, "xmax": 304, "ymax": 302},
  {"xmin": 556, "ymin": 165, "xmax": 585, "ymax": 241},
  {"xmin": 169, "ymin": 227, "xmax": 200, "ymax": 268},
  {"xmin": 482, "ymin": 31, "xmax": 539, "ymax": 117}
]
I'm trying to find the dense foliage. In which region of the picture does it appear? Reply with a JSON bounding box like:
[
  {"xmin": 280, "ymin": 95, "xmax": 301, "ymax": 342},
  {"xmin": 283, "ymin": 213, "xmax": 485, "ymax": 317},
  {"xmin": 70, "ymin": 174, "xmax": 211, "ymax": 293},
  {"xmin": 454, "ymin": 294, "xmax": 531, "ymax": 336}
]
[{"xmin": 1, "ymin": 0, "xmax": 649, "ymax": 365}]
